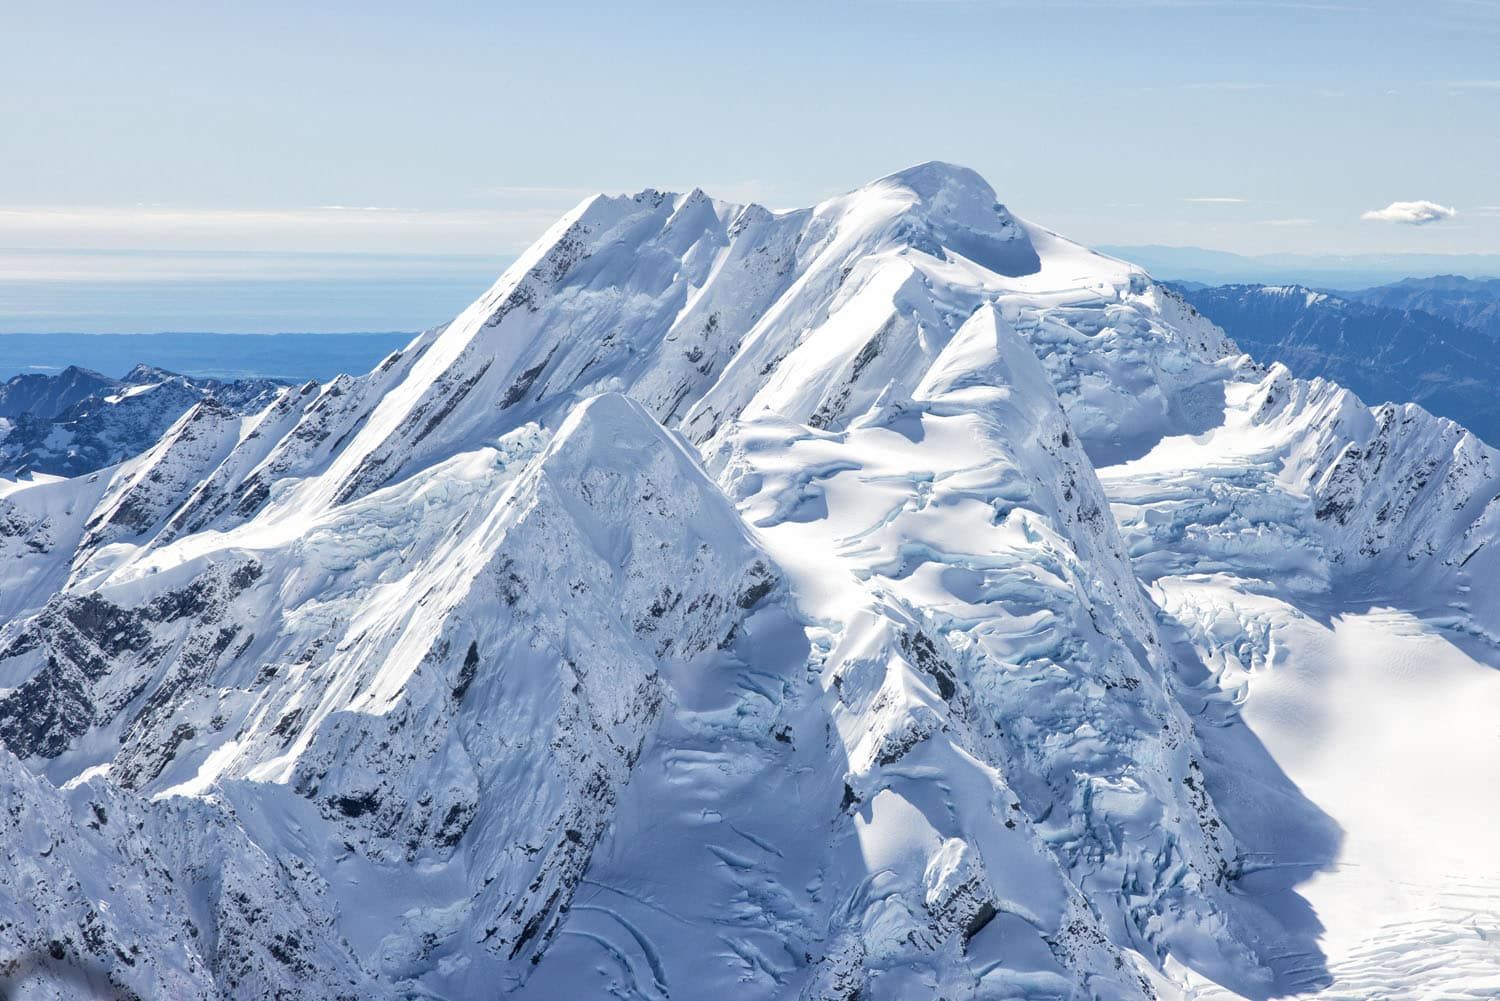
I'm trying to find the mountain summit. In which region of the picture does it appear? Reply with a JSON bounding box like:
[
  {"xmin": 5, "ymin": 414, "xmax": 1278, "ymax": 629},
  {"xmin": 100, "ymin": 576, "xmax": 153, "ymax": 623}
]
[{"xmin": 2, "ymin": 166, "xmax": 1497, "ymax": 1001}]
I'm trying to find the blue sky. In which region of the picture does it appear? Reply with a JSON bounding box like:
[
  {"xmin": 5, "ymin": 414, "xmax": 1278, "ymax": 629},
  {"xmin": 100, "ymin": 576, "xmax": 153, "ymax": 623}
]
[{"xmin": 3, "ymin": 0, "xmax": 1498, "ymax": 274}]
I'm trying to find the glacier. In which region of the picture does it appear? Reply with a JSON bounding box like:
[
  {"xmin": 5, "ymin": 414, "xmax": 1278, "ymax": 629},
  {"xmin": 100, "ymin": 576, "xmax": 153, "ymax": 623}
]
[{"xmin": 0, "ymin": 162, "xmax": 1496, "ymax": 1000}]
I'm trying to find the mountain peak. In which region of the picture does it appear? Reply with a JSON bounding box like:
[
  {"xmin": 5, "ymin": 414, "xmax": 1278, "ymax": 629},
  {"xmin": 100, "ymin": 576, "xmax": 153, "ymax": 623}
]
[
  {"xmin": 844, "ymin": 161, "xmax": 1039, "ymax": 277},
  {"xmin": 872, "ymin": 160, "xmax": 998, "ymax": 201},
  {"xmin": 121, "ymin": 363, "xmax": 182, "ymax": 384}
]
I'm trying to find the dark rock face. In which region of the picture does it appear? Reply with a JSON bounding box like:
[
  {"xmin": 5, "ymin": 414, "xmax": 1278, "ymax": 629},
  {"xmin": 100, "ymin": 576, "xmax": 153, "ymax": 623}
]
[
  {"xmin": 0, "ymin": 559, "xmax": 262, "ymax": 768},
  {"xmin": 0, "ymin": 747, "xmax": 394, "ymax": 1000}
]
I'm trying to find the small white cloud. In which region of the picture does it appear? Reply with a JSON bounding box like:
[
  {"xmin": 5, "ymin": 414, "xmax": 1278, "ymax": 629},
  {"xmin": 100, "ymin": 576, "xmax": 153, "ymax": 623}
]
[
  {"xmin": 1360, "ymin": 200, "xmax": 1457, "ymax": 225},
  {"xmin": 1185, "ymin": 196, "xmax": 1247, "ymax": 204}
]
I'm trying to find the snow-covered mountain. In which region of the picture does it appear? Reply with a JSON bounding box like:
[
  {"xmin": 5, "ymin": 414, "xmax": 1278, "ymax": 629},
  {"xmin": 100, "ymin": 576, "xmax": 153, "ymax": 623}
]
[
  {"xmin": 2, "ymin": 163, "xmax": 1496, "ymax": 1001},
  {"xmin": 0, "ymin": 365, "xmax": 286, "ymax": 479}
]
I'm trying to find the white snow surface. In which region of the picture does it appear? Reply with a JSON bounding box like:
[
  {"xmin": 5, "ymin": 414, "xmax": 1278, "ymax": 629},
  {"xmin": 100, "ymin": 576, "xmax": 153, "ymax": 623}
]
[{"xmin": 1, "ymin": 162, "xmax": 1496, "ymax": 1000}]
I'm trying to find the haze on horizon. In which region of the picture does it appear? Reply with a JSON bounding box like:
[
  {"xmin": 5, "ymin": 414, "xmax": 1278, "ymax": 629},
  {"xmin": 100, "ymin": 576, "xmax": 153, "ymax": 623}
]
[{"xmin": 3, "ymin": 0, "xmax": 1497, "ymax": 332}]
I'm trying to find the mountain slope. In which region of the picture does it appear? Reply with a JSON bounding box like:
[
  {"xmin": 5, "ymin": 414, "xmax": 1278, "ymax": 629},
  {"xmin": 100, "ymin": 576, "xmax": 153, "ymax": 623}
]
[
  {"xmin": 1099, "ymin": 362, "xmax": 1500, "ymax": 1000},
  {"xmin": 1, "ymin": 164, "xmax": 1496, "ymax": 1001}
]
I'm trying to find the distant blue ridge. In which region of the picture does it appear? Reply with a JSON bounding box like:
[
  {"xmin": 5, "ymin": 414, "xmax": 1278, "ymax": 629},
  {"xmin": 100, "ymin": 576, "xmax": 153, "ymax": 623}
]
[{"xmin": 0, "ymin": 331, "xmax": 416, "ymax": 382}]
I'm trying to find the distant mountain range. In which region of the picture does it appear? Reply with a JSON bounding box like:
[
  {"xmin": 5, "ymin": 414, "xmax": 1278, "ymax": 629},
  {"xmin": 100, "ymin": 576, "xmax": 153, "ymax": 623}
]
[
  {"xmin": 0, "ymin": 331, "xmax": 413, "ymax": 382},
  {"xmin": 1344, "ymin": 275, "xmax": 1500, "ymax": 340},
  {"xmin": 1171, "ymin": 277, "xmax": 1500, "ymax": 443},
  {"xmin": 0, "ymin": 364, "xmax": 286, "ymax": 477}
]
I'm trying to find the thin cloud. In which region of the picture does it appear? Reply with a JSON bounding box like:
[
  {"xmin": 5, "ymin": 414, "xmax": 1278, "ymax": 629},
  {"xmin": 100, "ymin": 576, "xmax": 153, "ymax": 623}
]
[
  {"xmin": 1185, "ymin": 196, "xmax": 1248, "ymax": 204},
  {"xmin": 890, "ymin": 0, "xmax": 1357, "ymax": 5},
  {"xmin": 1361, "ymin": 200, "xmax": 1458, "ymax": 225},
  {"xmin": 0, "ymin": 204, "xmax": 565, "ymax": 254},
  {"xmin": 898, "ymin": 1, "xmax": 1368, "ymax": 9},
  {"xmin": 1184, "ymin": 82, "xmax": 1282, "ymax": 91},
  {"xmin": 477, "ymin": 184, "xmax": 601, "ymax": 200}
]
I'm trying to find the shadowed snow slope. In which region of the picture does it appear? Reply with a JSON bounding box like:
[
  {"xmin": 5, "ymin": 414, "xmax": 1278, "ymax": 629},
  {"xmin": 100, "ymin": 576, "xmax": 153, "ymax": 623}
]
[{"xmin": 1, "ymin": 162, "xmax": 1497, "ymax": 1000}]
